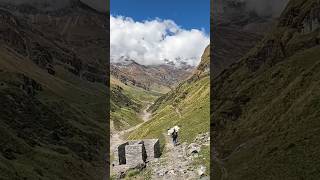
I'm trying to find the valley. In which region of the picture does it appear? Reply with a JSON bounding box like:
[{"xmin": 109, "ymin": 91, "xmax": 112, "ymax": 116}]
[{"xmin": 110, "ymin": 45, "xmax": 210, "ymax": 179}]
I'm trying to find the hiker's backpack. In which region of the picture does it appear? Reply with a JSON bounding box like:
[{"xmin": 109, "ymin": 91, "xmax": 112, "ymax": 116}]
[{"xmin": 172, "ymin": 131, "xmax": 178, "ymax": 138}]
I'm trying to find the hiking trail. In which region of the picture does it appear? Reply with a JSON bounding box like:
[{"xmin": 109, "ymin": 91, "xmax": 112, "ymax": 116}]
[
  {"xmin": 111, "ymin": 103, "xmax": 209, "ymax": 179},
  {"xmin": 110, "ymin": 103, "xmax": 153, "ymax": 154},
  {"xmin": 147, "ymin": 133, "xmax": 200, "ymax": 180}
]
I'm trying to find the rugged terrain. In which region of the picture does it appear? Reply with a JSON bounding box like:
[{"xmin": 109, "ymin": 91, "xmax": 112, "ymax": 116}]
[
  {"xmin": 212, "ymin": 0, "xmax": 320, "ymax": 179},
  {"xmin": 0, "ymin": 1, "xmax": 108, "ymax": 179},
  {"xmin": 111, "ymin": 59, "xmax": 193, "ymax": 93},
  {"xmin": 110, "ymin": 57, "xmax": 194, "ymax": 132},
  {"xmin": 212, "ymin": 0, "xmax": 277, "ymax": 77},
  {"xmin": 123, "ymin": 45, "xmax": 210, "ymax": 179},
  {"xmin": 110, "ymin": 75, "xmax": 160, "ymax": 132}
]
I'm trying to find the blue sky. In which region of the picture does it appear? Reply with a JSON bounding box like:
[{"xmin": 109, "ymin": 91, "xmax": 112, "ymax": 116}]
[{"xmin": 110, "ymin": 0, "xmax": 210, "ymax": 34}]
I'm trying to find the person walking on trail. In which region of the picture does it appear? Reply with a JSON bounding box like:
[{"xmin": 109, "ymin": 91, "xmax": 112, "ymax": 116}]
[
  {"xmin": 171, "ymin": 129, "xmax": 178, "ymax": 146},
  {"xmin": 168, "ymin": 125, "xmax": 180, "ymax": 146}
]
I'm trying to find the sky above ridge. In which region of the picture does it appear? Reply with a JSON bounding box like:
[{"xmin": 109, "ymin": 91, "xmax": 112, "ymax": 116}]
[
  {"xmin": 111, "ymin": 0, "xmax": 210, "ymax": 34},
  {"xmin": 110, "ymin": 0, "xmax": 210, "ymax": 66}
]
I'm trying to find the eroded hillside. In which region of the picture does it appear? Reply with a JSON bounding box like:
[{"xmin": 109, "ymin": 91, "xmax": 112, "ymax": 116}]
[
  {"xmin": 212, "ymin": 0, "xmax": 320, "ymax": 179},
  {"xmin": 0, "ymin": 2, "xmax": 108, "ymax": 179}
]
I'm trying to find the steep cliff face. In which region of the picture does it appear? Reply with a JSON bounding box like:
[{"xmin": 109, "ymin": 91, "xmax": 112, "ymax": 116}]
[
  {"xmin": 0, "ymin": 2, "xmax": 108, "ymax": 179},
  {"xmin": 212, "ymin": 0, "xmax": 320, "ymax": 179}
]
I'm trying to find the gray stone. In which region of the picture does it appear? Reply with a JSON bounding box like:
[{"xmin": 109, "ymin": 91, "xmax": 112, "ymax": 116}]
[
  {"xmin": 113, "ymin": 139, "xmax": 161, "ymax": 169},
  {"xmin": 197, "ymin": 165, "xmax": 206, "ymax": 176},
  {"xmin": 144, "ymin": 139, "xmax": 161, "ymax": 160},
  {"xmin": 125, "ymin": 143, "xmax": 146, "ymax": 167},
  {"xmin": 187, "ymin": 143, "xmax": 201, "ymax": 156},
  {"xmin": 113, "ymin": 142, "xmax": 128, "ymax": 165}
]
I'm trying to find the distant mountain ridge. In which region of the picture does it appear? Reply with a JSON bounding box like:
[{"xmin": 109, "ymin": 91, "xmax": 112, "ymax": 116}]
[{"xmin": 111, "ymin": 59, "xmax": 194, "ymax": 93}]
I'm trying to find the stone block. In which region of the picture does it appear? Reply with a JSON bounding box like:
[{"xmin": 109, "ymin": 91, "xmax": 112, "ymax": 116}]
[
  {"xmin": 114, "ymin": 142, "xmax": 128, "ymax": 165},
  {"xmin": 125, "ymin": 143, "xmax": 146, "ymax": 167},
  {"xmin": 143, "ymin": 139, "xmax": 161, "ymax": 160}
]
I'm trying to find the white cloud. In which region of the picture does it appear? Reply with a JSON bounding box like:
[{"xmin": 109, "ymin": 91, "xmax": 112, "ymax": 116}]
[{"xmin": 110, "ymin": 15, "xmax": 210, "ymax": 66}]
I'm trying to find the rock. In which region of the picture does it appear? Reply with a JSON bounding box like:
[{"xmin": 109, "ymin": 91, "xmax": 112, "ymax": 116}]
[
  {"xmin": 197, "ymin": 165, "xmax": 206, "ymax": 177},
  {"xmin": 157, "ymin": 169, "xmax": 165, "ymax": 176},
  {"xmin": 194, "ymin": 132, "xmax": 210, "ymax": 145},
  {"xmin": 187, "ymin": 143, "xmax": 201, "ymax": 156},
  {"xmin": 200, "ymin": 176, "xmax": 210, "ymax": 180},
  {"xmin": 119, "ymin": 172, "xmax": 126, "ymax": 179},
  {"xmin": 133, "ymin": 162, "xmax": 146, "ymax": 171},
  {"xmin": 114, "ymin": 171, "xmax": 126, "ymax": 179}
]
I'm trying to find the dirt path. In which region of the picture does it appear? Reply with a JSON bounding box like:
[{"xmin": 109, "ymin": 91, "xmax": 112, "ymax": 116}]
[
  {"xmin": 140, "ymin": 104, "xmax": 152, "ymax": 122},
  {"xmin": 111, "ymin": 103, "xmax": 208, "ymax": 179},
  {"xmin": 175, "ymin": 107, "xmax": 182, "ymax": 118},
  {"xmin": 110, "ymin": 103, "xmax": 153, "ymax": 155},
  {"xmin": 148, "ymin": 133, "xmax": 200, "ymax": 180},
  {"xmin": 171, "ymin": 105, "xmax": 182, "ymax": 118}
]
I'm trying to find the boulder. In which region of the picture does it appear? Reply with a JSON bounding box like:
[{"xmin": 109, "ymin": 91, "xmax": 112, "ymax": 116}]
[
  {"xmin": 187, "ymin": 143, "xmax": 201, "ymax": 156},
  {"xmin": 197, "ymin": 165, "xmax": 206, "ymax": 176}
]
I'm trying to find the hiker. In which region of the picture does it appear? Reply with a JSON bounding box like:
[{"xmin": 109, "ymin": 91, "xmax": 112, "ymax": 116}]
[
  {"xmin": 171, "ymin": 129, "xmax": 178, "ymax": 146},
  {"xmin": 167, "ymin": 126, "xmax": 180, "ymax": 146}
]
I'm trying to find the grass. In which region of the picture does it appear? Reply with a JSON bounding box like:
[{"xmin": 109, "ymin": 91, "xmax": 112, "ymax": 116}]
[
  {"xmin": 212, "ymin": 23, "xmax": 320, "ymax": 179},
  {"xmin": 0, "ymin": 47, "xmax": 107, "ymax": 179},
  {"xmin": 125, "ymin": 168, "xmax": 152, "ymax": 180},
  {"xmin": 128, "ymin": 75, "xmax": 210, "ymax": 166},
  {"xmin": 192, "ymin": 145, "xmax": 210, "ymax": 175},
  {"xmin": 110, "ymin": 76, "xmax": 161, "ymax": 131},
  {"xmin": 128, "ymin": 76, "xmax": 209, "ymax": 142}
]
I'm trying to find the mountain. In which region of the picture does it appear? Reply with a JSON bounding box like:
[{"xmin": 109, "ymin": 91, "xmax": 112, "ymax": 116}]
[
  {"xmin": 212, "ymin": 0, "xmax": 277, "ymax": 77},
  {"xmin": 110, "ymin": 75, "xmax": 162, "ymax": 132},
  {"xmin": 109, "ymin": 57, "xmax": 193, "ymax": 132},
  {"xmin": 111, "ymin": 59, "xmax": 193, "ymax": 93},
  {"xmin": 0, "ymin": 2, "xmax": 108, "ymax": 179},
  {"xmin": 212, "ymin": 0, "xmax": 320, "ymax": 179},
  {"xmin": 128, "ymin": 45, "xmax": 210, "ymax": 171}
]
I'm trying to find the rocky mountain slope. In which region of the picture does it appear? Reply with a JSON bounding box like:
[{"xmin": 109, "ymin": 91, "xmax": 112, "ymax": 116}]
[
  {"xmin": 0, "ymin": 2, "xmax": 108, "ymax": 179},
  {"xmin": 212, "ymin": 0, "xmax": 276, "ymax": 77},
  {"xmin": 111, "ymin": 59, "xmax": 193, "ymax": 93},
  {"xmin": 212, "ymin": 0, "xmax": 320, "ymax": 179}
]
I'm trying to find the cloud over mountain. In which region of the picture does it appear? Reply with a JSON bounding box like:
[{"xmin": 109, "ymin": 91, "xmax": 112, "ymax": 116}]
[{"xmin": 110, "ymin": 15, "xmax": 209, "ymax": 66}]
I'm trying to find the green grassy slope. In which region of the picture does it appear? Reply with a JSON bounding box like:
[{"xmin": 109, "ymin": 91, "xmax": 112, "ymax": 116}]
[
  {"xmin": 128, "ymin": 46, "xmax": 210, "ymax": 166},
  {"xmin": 212, "ymin": 0, "xmax": 320, "ymax": 179},
  {"xmin": 0, "ymin": 47, "xmax": 107, "ymax": 180},
  {"xmin": 110, "ymin": 76, "xmax": 161, "ymax": 131}
]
